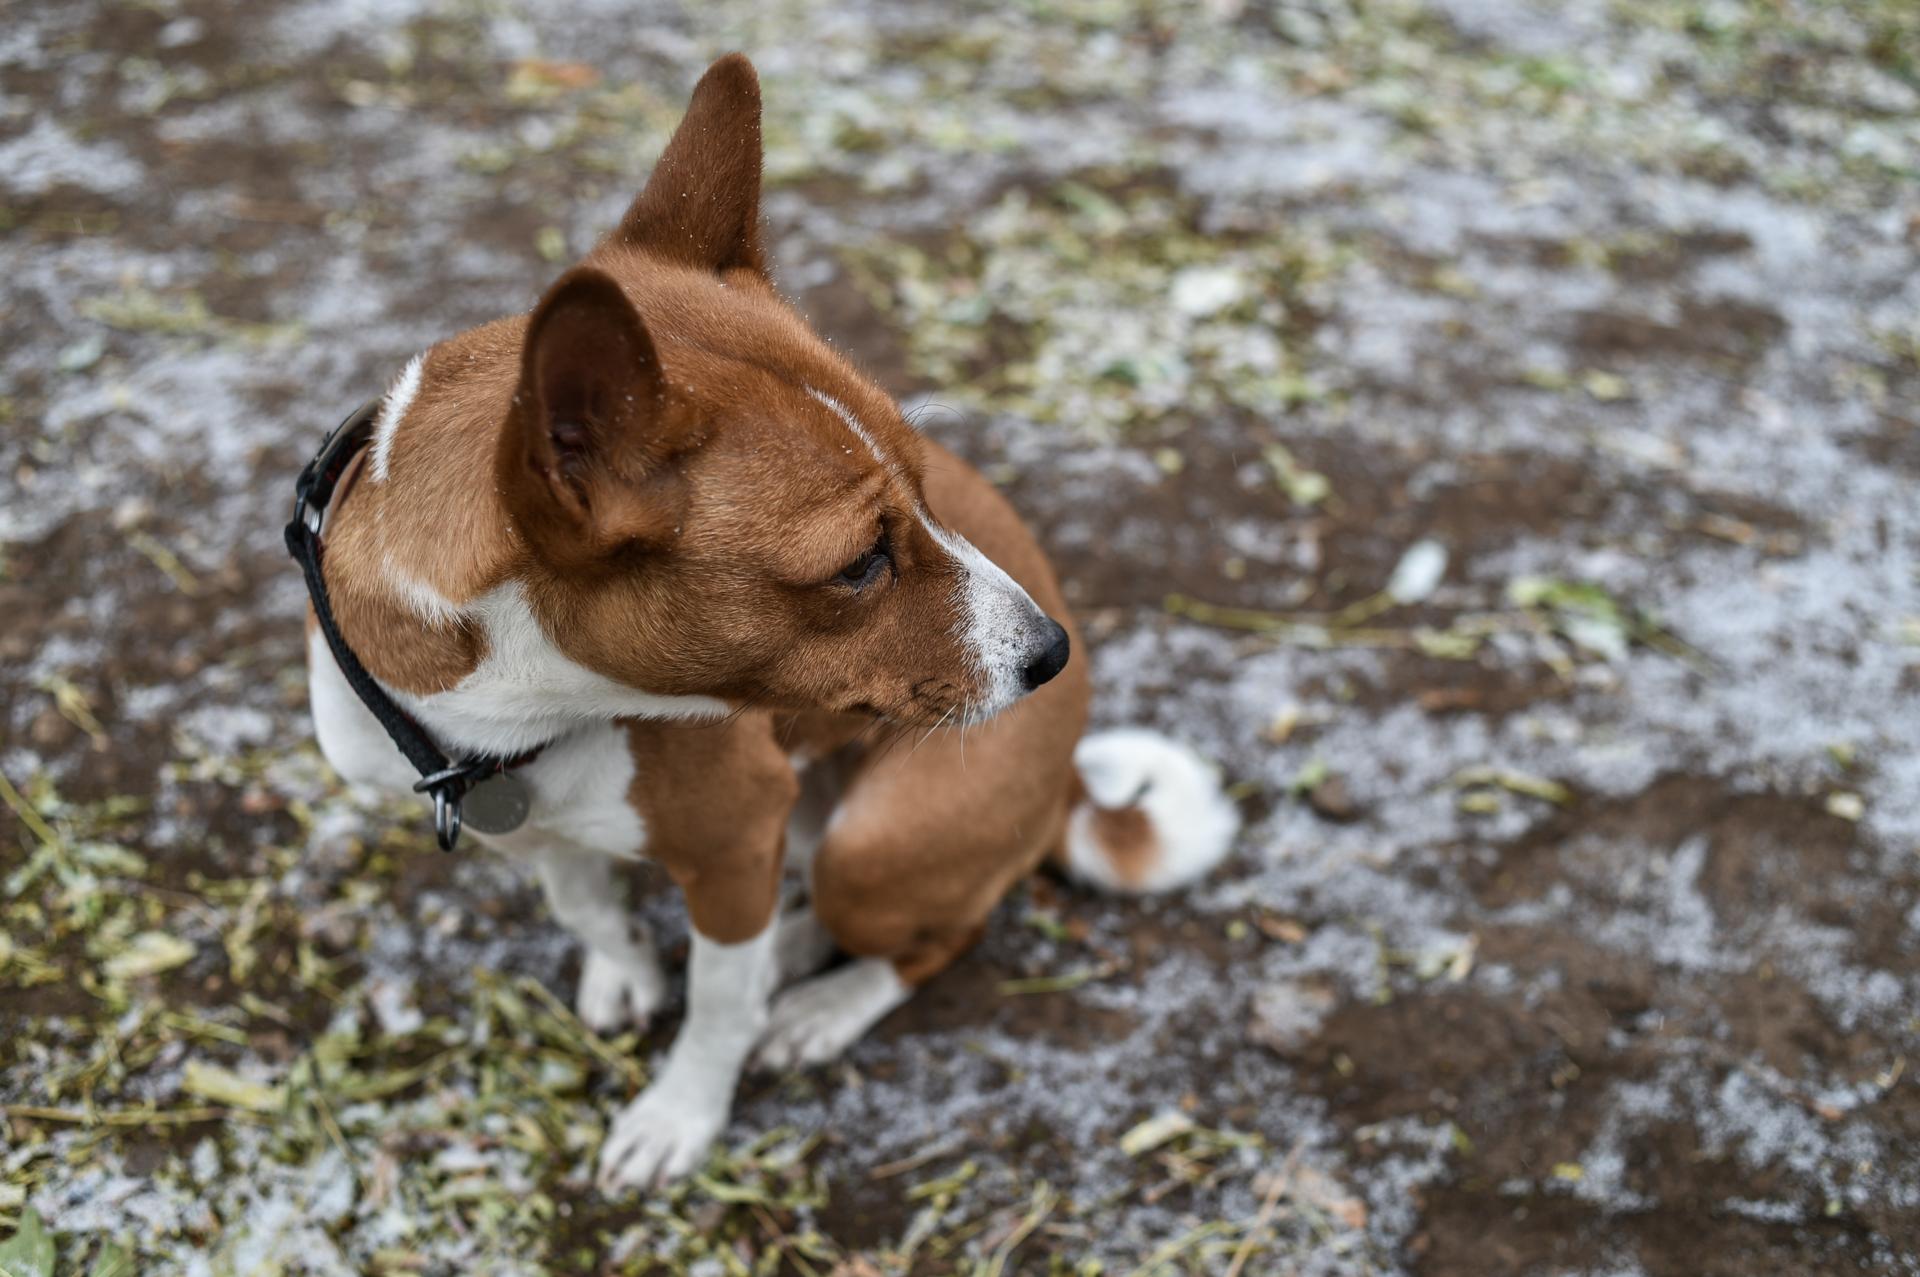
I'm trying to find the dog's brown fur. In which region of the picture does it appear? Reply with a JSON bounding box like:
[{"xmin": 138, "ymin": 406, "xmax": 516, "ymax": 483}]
[{"xmin": 320, "ymin": 54, "xmax": 1090, "ymax": 974}]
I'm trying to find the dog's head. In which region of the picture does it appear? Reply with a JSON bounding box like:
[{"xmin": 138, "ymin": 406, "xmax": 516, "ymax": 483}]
[{"xmin": 493, "ymin": 54, "xmax": 1067, "ymax": 726}]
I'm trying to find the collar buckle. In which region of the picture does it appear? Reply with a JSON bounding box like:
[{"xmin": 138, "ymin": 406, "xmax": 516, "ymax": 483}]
[
  {"xmin": 291, "ymin": 401, "xmax": 381, "ymax": 539},
  {"xmin": 429, "ymin": 786, "xmax": 463, "ymax": 852}
]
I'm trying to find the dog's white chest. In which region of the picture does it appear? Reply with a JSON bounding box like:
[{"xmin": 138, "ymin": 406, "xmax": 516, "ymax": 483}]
[
  {"xmin": 308, "ymin": 630, "xmax": 647, "ymax": 860},
  {"xmin": 473, "ymin": 723, "xmax": 647, "ymax": 861}
]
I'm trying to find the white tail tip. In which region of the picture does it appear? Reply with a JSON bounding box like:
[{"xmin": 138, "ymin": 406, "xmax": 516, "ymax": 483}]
[{"xmin": 1063, "ymin": 729, "xmax": 1240, "ymax": 894}]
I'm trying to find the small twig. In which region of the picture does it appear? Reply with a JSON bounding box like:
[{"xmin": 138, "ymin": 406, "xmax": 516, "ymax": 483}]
[
  {"xmin": 1126, "ymin": 1220, "xmax": 1238, "ymax": 1275},
  {"xmin": 125, "ymin": 530, "xmax": 201, "ymax": 594},
  {"xmin": 869, "ymin": 1137, "xmax": 966, "ymax": 1180},
  {"xmin": 1, "ymin": 1103, "xmax": 252, "ymax": 1128},
  {"xmin": 0, "ymin": 769, "xmax": 59, "ymax": 847},
  {"xmin": 1224, "ymin": 1144, "xmax": 1304, "ymax": 1277},
  {"xmin": 982, "ymin": 1184, "xmax": 1056, "ymax": 1277},
  {"xmin": 1164, "ymin": 593, "xmax": 1319, "ymax": 635},
  {"xmin": 333, "ymin": 1048, "xmax": 464, "ymax": 1102},
  {"xmin": 999, "ymin": 962, "xmax": 1117, "ymax": 996}
]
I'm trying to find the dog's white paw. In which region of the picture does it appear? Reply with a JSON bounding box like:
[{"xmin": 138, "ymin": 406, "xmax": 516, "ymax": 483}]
[
  {"xmin": 575, "ymin": 950, "xmax": 666, "ymax": 1035},
  {"xmin": 754, "ymin": 958, "xmax": 910, "ymax": 1072},
  {"xmin": 595, "ymin": 1082, "xmax": 725, "ymax": 1192}
]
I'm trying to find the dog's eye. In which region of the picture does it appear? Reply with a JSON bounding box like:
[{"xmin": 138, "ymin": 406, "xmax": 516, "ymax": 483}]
[{"xmin": 835, "ymin": 532, "xmax": 891, "ymax": 590}]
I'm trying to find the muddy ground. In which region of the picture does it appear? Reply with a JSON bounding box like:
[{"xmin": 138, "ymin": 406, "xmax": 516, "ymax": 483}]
[{"xmin": 2, "ymin": 0, "xmax": 1918, "ymax": 1273}]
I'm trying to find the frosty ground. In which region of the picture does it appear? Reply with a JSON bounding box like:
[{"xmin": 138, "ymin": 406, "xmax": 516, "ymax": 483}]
[{"xmin": 2, "ymin": 0, "xmax": 1917, "ymax": 1273}]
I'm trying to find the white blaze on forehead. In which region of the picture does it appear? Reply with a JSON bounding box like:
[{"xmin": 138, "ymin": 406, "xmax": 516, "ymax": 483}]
[
  {"xmin": 804, "ymin": 384, "xmax": 1051, "ymax": 719},
  {"xmin": 919, "ymin": 509, "xmax": 1045, "ymax": 717},
  {"xmin": 368, "ymin": 352, "xmax": 426, "ymax": 482},
  {"xmin": 805, "ymin": 385, "xmax": 888, "ymax": 469}
]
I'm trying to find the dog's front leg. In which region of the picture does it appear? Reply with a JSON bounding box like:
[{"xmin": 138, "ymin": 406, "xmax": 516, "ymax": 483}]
[
  {"xmin": 595, "ymin": 914, "xmax": 777, "ymax": 1190},
  {"xmin": 594, "ymin": 715, "xmax": 796, "ymax": 1191},
  {"xmin": 532, "ymin": 850, "xmax": 666, "ymax": 1035}
]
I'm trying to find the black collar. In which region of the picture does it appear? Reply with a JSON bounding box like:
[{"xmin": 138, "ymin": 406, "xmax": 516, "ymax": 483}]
[{"xmin": 285, "ymin": 402, "xmax": 543, "ymax": 851}]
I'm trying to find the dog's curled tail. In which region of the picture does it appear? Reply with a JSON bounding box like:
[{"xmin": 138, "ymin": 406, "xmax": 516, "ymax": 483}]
[{"xmin": 1056, "ymin": 729, "xmax": 1240, "ymax": 894}]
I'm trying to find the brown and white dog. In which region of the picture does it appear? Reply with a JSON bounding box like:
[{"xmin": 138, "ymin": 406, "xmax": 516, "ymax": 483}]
[{"xmin": 306, "ymin": 54, "xmax": 1238, "ymax": 1191}]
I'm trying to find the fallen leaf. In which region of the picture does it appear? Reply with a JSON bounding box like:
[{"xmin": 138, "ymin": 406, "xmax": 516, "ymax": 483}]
[
  {"xmin": 1582, "ymin": 369, "xmax": 1630, "ymax": 401},
  {"xmin": 1288, "ymin": 757, "xmax": 1330, "ymax": 794},
  {"xmin": 1826, "ymin": 791, "xmax": 1864, "ymax": 822},
  {"xmin": 1263, "ymin": 444, "xmax": 1330, "ymax": 507},
  {"xmin": 58, "ymin": 334, "xmax": 105, "ymax": 373},
  {"xmin": 508, "ymin": 58, "xmax": 601, "ymax": 95},
  {"xmin": 102, "ymin": 931, "xmax": 195, "ymax": 980},
  {"xmin": 181, "ymin": 1059, "xmax": 283, "ymax": 1112},
  {"xmin": 1120, "ymin": 1111, "xmax": 1194, "ymax": 1156},
  {"xmin": 1168, "ymin": 264, "xmax": 1245, "ymax": 317},
  {"xmin": 1263, "ymin": 704, "xmax": 1302, "ymax": 744},
  {"xmin": 0, "ymin": 1207, "xmax": 55, "ymax": 1277},
  {"xmin": 88, "ymin": 1241, "xmax": 133, "ymax": 1277},
  {"xmin": 1453, "ymin": 767, "xmax": 1572, "ymax": 806},
  {"xmin": 1255, "ymin": 914, "xmax": 1308, "ymax": 944},
  {"xmin": 1386, "ymin": 539, "xmax": 1448, "ymax": 604}
]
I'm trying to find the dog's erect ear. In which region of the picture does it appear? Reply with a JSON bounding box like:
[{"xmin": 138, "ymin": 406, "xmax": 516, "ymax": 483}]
[
  {"xmin": 500, "ymin": 266, "xmax": 693, "ymax": 566},
  {"xmin": 611, "ymin": 53, "xmax": 765, "ymax": 276}
]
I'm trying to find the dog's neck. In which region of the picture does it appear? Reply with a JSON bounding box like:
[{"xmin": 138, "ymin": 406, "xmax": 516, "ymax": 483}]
[
  {"xmin": 319, "ymin": 348, "xmax": 726, "ymax": 760},
  {"xmin": 379, "ymin": 580, "xmax": 729, "ymax": 758}
]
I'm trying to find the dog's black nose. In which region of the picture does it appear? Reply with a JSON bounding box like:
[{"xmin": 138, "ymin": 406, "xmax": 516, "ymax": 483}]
[{"xmin": 1022, "ymin": 619, "xmax": 1071, "ymax": 690}]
